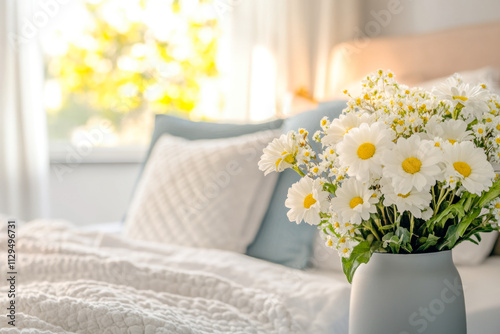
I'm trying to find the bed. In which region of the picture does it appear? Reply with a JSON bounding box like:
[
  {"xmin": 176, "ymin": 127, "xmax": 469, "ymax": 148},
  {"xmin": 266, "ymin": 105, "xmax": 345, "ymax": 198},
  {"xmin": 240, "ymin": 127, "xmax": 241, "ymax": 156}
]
[{"xmin": 2, "ymin": 21, "xmax": 500, "ymax": 334}]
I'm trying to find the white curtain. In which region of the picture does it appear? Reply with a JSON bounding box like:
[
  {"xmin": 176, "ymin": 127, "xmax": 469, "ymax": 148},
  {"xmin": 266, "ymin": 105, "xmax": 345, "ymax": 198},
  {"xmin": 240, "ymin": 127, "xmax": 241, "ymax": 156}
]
[
  {"xmin": 0, "ymin": 0, "xmax": 50, "ymax": 220},
  {"xmin": 220, "ymin": 0, "xmax": 362, "ymax": 121}
]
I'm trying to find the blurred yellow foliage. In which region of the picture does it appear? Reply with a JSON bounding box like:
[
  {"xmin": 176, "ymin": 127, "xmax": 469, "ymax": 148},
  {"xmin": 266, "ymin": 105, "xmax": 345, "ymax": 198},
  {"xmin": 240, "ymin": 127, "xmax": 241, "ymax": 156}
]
[{"xmin": 46, "ymin": 0, "xmax": 219, "ymax": 143}]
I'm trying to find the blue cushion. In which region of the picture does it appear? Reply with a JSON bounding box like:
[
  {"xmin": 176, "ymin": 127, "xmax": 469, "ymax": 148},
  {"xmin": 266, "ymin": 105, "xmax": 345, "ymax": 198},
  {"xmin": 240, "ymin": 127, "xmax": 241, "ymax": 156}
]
[
  {"xmin": 146, "ymin": 114, "xmax": 284, "ymax": 162},
  {"xmin": 246, "ymin": 101, "xmax": 346, "ymax": 269}
]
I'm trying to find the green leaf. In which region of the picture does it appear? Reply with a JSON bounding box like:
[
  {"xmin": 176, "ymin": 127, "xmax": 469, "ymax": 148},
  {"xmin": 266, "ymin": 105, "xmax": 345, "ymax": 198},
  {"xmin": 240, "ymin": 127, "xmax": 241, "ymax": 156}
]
[
  {"xmin": 426, "ymin": 197, "xmax": 466, "ymax": 228},
  {"xmin": 341, "ymin": 240, "xmax": 381, "ymax": 284},
  {"xmin": 437, "ymin": 206, "xmax": 480, "ymax": 251},
  {"xmin": 322, "ymin": 182, "xmax": 337, "ymax": 195},
  {"xmin": 477, "ymin": 178, "xmax": 500, "ymax": 208},
  {"xmin": 416, "ymin": 234, "xmax": 440, "ymax": 252},
  {"xmin": 438, "ymin": 225, "xmax": 460, "ymax": 250}
]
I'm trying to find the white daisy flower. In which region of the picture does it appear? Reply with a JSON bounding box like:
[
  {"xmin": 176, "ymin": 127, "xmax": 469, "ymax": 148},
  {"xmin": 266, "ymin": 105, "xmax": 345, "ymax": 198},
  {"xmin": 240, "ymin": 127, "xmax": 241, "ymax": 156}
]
[
  {"xmin": 330, "ymin": 178, "xmax": 377, "ymax": 225},
  {"xmin": 324, "ymin": 235, "xmax": 336, "ymax": 248},
  {"xmin": 322, "ymin": 112, "xmax": 371, "ymax": 147},
  {"xmin": 382, "ymin": 135, "xmax": 443, "ymax": 194},
  {"xmin": 490, "ymin": 198, "xmax": 500, "ymax": 224},
  {"xmin": 308, "ymin": 164, "xmax": 322, "ymax": 176},
  {"xmin": 320, "ymin": 117, "xmax": 331, "ymax": 130},
  {"xmin": 297, "ymin": 147, "xmax": 313, "ymax": 165},
  {"xmin": 258, "ymin": 132, "xmax": 297, "ymax": 175},
  {"xmin": 380, "ymin": 178, "xmax": 432, "ymax": 219},
  {"xmin": 285, "ymin": 177, "xmax": 329, "ymax": 225},
  {"xmin": 425, "ymin": 118, "xmax": 473, "ymax": 144},
  {"xmin": 337, "ymin": 122, "xmax": 394, "ymax": 182},
  {"xmin": 338, "ymin": 237, "xmax": 359, "ymax": 258},
  {"xmin": 330, "ymin": 212, "xmax": 358, "ymax": 236},
  {"xmin": 472, "ymin": 123, "xmax": 487, "ymax": 138},
  {"xmin": 313, "ymin": 130, "xmax": 322, "ymax": 142},
  {"xmin": 433, "ymin": 74, "xmax": 490, "ymax": 116},
  {"xmin": 442, "ymin": 141, "xmax": 495, "ymax": 195}
]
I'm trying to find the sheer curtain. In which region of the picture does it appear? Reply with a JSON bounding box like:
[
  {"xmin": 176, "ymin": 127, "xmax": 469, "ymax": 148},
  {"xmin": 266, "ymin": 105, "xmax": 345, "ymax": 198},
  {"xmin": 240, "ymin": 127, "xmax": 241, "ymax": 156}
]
[
  {"xmin": 0, "ymin": 0, "xmax": 50, "ymax": 220},
  {"xmin": 220, "ymin": 0, "xmax": 362, "ymax": 121}
]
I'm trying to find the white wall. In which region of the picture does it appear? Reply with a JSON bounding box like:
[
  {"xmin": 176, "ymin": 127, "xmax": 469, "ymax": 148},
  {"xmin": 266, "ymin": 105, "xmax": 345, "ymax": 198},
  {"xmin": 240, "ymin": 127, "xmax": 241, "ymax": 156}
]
[
  {"xmin": 361, "ymin": 0, "xmax": 500, "ymax": 37},
  {"xmin": 49, "ymin": 162, "xmax": 140, "ymax": 225}
]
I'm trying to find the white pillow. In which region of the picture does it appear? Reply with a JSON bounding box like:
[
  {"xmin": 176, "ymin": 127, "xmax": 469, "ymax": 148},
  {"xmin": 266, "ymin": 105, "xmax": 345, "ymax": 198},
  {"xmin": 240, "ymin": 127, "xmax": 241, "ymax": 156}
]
[
  {"xmin": 124, "ymin": 130, "xmax": 280, "ymax": 253},
  {"xmin": 417, "ymin": 67, "xmax": 500, "ymax": 94},
  {"xmin": 453, "ymin": 232, "xmax": 499, "ymax": 266},
  {"xmin": 309, "ymin": 232, "xmax": 343, "ymax": 272}
]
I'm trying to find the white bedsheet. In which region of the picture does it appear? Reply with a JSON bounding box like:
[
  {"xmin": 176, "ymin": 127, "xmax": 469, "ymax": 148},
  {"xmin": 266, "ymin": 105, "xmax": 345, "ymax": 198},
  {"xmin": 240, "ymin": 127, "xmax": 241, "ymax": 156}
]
[
  {"xmin": 458, "ymin": 256, "xmax": 500, "ymax": 334},
  {"xmin": 2, "ymin": 220, "xmax": 497, "ymax": 333},
  {"xmin": 0, "ymin": 221, "xmax": 350, "ymax": 333}
]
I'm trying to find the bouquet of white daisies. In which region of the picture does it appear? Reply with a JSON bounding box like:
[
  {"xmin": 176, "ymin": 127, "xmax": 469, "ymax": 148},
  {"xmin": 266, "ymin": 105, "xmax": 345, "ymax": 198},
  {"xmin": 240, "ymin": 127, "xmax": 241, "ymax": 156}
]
[{"xmin": 258, "ymin": 70, "xmax": 500, "ymax": 282}]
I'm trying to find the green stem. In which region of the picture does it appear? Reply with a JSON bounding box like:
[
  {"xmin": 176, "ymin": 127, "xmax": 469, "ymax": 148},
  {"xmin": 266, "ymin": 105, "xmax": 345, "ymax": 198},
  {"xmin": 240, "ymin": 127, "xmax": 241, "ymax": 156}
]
[
  {"xmin": 431, "ymin": 186, "xmax": 437, "ymax": 209},
  {"xmin": 379, "ymin": 204, "xmax": 388, "ymax": 225},
  {"xmin": 292, "ymin": 166, "xmax": 305, "ymax": 177},
  {"xmin": 367, "ymin": 221, "xmax": 381, "ymax": 241},
  {"xmin": 409, "ymin": 214, "xmax": 415, "ymax": 241},
  {"xmin": 393, "ymin": 205, "xmax": 398, "ymax": 227},
  {"xmin": 433, "ymin": 187, "xmax": 451, "ymax": 215}
]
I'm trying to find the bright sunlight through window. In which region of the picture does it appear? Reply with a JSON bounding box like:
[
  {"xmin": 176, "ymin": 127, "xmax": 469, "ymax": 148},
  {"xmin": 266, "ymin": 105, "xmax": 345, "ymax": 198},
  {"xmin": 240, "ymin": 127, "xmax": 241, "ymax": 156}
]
[{"xmin": 41, "ymin": 0, "xmax": 222, "ymax": 147}]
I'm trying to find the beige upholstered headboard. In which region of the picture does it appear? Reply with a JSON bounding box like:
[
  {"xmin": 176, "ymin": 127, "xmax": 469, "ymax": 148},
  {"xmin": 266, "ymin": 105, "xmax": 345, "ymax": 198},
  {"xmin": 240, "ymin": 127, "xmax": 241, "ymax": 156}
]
[{"xmin": 326, "ymin": 21, "xmax": 500, "ymax": 99}]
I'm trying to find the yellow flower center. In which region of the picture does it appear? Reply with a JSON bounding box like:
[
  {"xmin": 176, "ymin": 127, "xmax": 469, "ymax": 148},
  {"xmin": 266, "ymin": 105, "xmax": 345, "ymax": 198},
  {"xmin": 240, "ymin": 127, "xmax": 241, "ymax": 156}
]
[
  {"xmin": 478, "ymin": 128, "xmax": 484, "ymax": 134},
  {"xmin": 339, "ymin": 237, "xmax": 346, "ymax": 243},
  {"xmin": 453, "ymin": 161, "xmax": 472, "ymax": 178},
  {"xmin": 313, "ymin": 167, "xmax": 319, "ymax": 173},
  {"xmin": 275, "ymin": 159, "xmax": 282, "ymax": 170},
  {"xmin": 282, "ymin": 152, "xmax": 295, "ymax": 163},
  {"xmin": 342, "ymin": 248, "xmax": 349, "ymax": 254},
  {"xmin": 497, "ymin": 124, "xmax": 500, "ymax": 131},
  {"xmin": 496, "ymin": 138, "xmax": 500, "ymax": 144},
  {"xmin": 448, "ymin": 139, "xmax": 457, "ymax": 144},
  {"xmin": 276, "ymin": 153, "xmax": 295, "ymax": 170},
  {"xmin": 357, "ymin": 143, "xmax": 376, "ymax": 160},
  {"xmin": 305, "ymin": 151, "xmax": 310, "ymax": 157},
  {"xmin": 495, "ymin": 203, "xmax": 500, "ymax": 209},
  {"xmin": 303, "ymin": 194, "xmax": 317, "ymax": 209},
  {"xmin": 435, "ymin": 142, "xmax": 440, "ymax": 147},
  {"xmin": 321, "ymin": 120, "xmax": 327, "ymax": 126},
  {"xmin": 402, "ymin": 157, "xmax": 422, "ymax": 174},
  {"xmin": 334, "ymin": 222, "xmax": 340, "ymax": 228},
  {"xmin": 453, "ymin": 96, "xmax": 468, "ymax": 102},
  {"xmin": 349, "ymin": 197, "xmax": 364, "ymax": 209},
  {"xmin": 398, "ymin": 193, "xmax": 411, "ymax": 198}
]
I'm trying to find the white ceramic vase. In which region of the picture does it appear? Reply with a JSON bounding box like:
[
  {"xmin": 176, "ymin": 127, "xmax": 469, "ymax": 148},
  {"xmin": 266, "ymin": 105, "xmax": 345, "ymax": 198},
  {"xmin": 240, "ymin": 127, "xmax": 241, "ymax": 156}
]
[{"xmin": 349, "ymin": 251, "xmax": 467, "ymax": 334}]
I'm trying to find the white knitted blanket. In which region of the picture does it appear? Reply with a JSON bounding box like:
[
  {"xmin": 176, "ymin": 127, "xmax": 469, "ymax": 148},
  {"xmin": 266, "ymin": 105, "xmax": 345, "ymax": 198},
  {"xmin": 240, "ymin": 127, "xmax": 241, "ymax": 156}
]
[{"xmin": 0, "ymin": 221, "xmax": 350, "ymax": 333}]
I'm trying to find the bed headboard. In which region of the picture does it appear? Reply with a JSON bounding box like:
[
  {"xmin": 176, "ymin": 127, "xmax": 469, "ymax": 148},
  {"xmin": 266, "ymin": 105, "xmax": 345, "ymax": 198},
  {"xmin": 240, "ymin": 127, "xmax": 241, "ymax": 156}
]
[{"xmin": 326, "ymin": 20, "xmax": 500, "ymax": 98}]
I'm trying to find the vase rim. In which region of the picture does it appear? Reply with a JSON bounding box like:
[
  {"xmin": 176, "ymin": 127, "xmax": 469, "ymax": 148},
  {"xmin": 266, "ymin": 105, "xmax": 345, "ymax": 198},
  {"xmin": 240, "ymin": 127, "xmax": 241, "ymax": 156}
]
[{"xmin": 372, "ymin": 250, "xmax": 452, "ymax": 256}]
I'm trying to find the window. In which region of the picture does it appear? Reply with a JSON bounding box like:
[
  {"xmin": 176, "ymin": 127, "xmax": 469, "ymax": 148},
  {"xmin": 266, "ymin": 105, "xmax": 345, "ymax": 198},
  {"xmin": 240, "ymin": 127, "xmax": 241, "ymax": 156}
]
[{"xmin": 41, "ymin": 0, "xmax": 222, "ymax": 153}]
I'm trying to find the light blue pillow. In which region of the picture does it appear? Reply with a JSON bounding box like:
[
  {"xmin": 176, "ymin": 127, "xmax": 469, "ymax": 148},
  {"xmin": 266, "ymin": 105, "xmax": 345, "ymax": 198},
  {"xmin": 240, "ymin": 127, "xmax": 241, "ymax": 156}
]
[
  {"xmin": 246, "ymin": 101, "xmax": 346, "ymax": 269},
  {"xmin": 147, "ymin": 114, "xmax": 284, "ymax": 162}
]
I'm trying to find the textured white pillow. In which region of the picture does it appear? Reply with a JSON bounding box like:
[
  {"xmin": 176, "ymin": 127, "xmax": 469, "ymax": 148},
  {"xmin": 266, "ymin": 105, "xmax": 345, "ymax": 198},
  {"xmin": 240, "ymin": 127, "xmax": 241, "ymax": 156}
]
[
  {"xmin": 309, "ymin": 232, "xmax": 343, "ymax": 272},
  {"xmin": 124, "ymin": 130, "xmax": 280, "ymax": 253}
]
